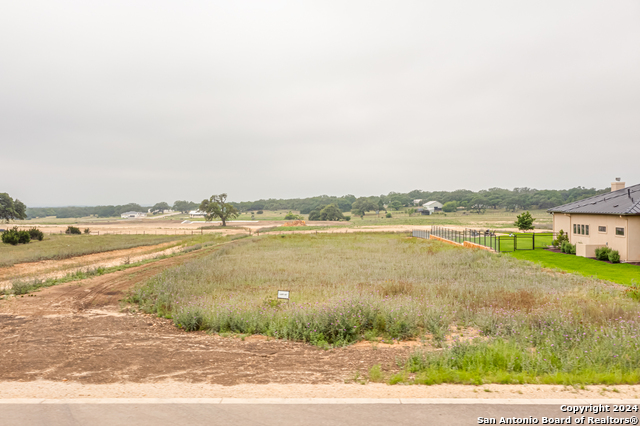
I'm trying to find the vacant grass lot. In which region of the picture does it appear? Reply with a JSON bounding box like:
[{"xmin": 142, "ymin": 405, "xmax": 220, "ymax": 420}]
[
  {"xmin": 507, "ymin": 249, "xmax": 640, "ymax": 286},
  {"xmin": 131, "ymin": 233, "xmax": 640, "ymax": 385},
  {"xmin": 0, "ymin": 234, "xmax": 187, "ymax": 267}
]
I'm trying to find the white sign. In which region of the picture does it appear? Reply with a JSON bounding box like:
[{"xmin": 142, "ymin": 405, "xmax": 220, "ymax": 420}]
[{"xmin": 277, "ymin": 290, "xmax": 290, "ymax": 300}]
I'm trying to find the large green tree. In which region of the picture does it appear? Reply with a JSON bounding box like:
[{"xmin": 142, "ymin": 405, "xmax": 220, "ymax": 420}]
[
  {"xmin": 0, "ymin": 193, "xmax": 27, "ymax": 223},
  {"xmin": 199, "ymin": 193, "xmax": 239, "ymax": 226}
]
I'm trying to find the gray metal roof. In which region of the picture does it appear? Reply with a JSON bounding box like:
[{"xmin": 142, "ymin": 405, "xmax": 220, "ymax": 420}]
[{"xmin": 548, "ymin": 183, "xmax": 640, "ymax": 215}]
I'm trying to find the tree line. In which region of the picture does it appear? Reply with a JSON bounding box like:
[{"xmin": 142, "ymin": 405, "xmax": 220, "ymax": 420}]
[
  {"xmin": 23, "ymin": 186, "xmax": 608, "ymax": 219},
  {"xmin": 229, "ymin": 186, "xmax": 607, "ymax": 214},
  {"xmin": 26, "ymin": 200, "xmax": 200, "ymax": 219}
]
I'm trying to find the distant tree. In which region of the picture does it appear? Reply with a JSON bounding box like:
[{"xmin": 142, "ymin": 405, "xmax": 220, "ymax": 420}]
[
  {"xmin": 442, "ymin": 201, "xmax": 457, "ymax": 213},
  {"xmin": 351, "ymin": 198, "xmax": 377, "ymax": 217},
  {"xmin": 318, "ymin": 204, "xmax": 345, "ymax": 221},
  {"xmin": 151, "ymin": 202, "xmax": 170, "ymax": 214},
  {"xmin": 470, "ymin": 196, "xmax": 487, "ymax": 214},
  {"xmin": 0, "ymin": 193, "xmax": 27, "ymax": 223},
  {"xmin": 173, "ymin": 200, "xmax": 198, "ymax": 213},
  {"xmin": 284, "ymin": 211, "xmax": 303, "ymax": 220},
  {"xmin": 407, "ymin": 208, "xmax": 416, "ymax": 217},
  {"xmin": 514, "ymin": 211, "xmax": 535, "ymax": 232},
  {"xmin": 377, "ymin": 199, "xmax": 385, "ymax": 212},
  {"xmin": 308, "ymin": 204, "xmax": 345, "ymax": 221},
  {"xmin": 388, "ymin": 201, "xmax": 403, "ymax": 211},
  {"xmin": 199, "ymin": 193, "xmax": 239, "ymax": 226},
  {"xmin": 351, "ymin": 208, "xmax": 365, "ymax": 219}
]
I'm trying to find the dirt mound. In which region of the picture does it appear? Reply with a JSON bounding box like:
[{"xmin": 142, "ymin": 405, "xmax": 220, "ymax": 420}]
[{"xmin": 283, "ymin": 220, "xmax": 306, "ymax": 227}]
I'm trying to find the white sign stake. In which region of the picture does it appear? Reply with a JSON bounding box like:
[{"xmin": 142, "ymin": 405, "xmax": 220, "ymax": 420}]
[{"xmin": 277, "ymin": 290, "xmax": 290, "ymax": 300}]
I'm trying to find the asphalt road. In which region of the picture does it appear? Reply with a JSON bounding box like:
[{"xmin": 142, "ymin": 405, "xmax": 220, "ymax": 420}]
[{"xmin": 2, "ymin": 399, "xmax": 640, "ymax": 426}]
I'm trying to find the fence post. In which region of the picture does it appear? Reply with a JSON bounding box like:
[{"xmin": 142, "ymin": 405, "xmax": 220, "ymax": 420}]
[{"xmin": 533, "ymin": 233, "xmax": 535, "ymax": 249}]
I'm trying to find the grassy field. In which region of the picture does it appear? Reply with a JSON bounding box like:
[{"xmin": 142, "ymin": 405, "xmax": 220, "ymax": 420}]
[
  {"xmin": 507, "ymin": 249, "xmax": 640, "ymax": 286},
  {"xmin": 352, "ymin": 209, "xmax": 553, "ymax": 229},
  {"xmin": 0, "ymin": 233, "xmax": 225, "ymax": 267},
  {"xmin": 260, "ymin": 225, "xmax": 353, "ymax": 233},
  {"xmin": 130, "ymin": 233, "xmax": 640, "ymax": 385},
  {"xmin": 167, "ymin": 210, "xmax": 304, "ymax": 222}
]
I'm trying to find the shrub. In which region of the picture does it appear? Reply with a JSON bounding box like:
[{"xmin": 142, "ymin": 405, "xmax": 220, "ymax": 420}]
[
  {"xmin": 608, "ymin": 250, "xmax": 620, "ymax": 264},
  {"xmin": 2, "ymin": 227, "xmax": 30, "ymax": 245},
  {"xmin": 83, "ymin": 228, "xmax": 91, "ymax": 234},
  {"xmin": 65, "ymin": 226, "xmax": 81, "ymax": 235},
  {"xmin": 595, "ymin": 247, "xmax": 611, "ymax": 261},
  {"xmin": 174, "ymin": 308, "xmax": 205, "ymax": 331},
  {"xmin": 561, "ymin": 241, "xmax": 575, "ymax": 254},
  {"xmin": 17, "ymin": 230, "xmax": 30, "ymax": 244},
  {"xmin": 257, "ymin": 210, "xmax": 263, "ymax": 214},
  {"xmin": 344, "ymin": 215, "xmax": 351, "ymax": 221},
  {"xmin": 385, "ymin": 212, "xmax": 392, "ymax": 218},
  {"xmin": 284, "ymin": 211, "xmax": 302, "ymax": 220},
  {"xmin": 552, "ymin": 229, "xmax": 568, "ymax": 248},
  {"xmin": 28, "ymin": 227, "xmax": 44, "ymax": 241},
  {"xmin": 1, "ymin": 229, "xmax": 19, "ymax": 245}
]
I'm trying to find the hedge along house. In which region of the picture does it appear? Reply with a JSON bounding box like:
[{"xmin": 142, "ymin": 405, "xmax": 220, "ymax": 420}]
[{"xmin": 548, "ymin": 179, "xmax": 640, "ymax": 262}]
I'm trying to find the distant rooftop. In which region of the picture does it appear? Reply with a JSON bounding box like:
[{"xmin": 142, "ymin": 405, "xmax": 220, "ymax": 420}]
[{"xmin": 548, "ymin": 183, "xmax": 640, "ymax": 215}]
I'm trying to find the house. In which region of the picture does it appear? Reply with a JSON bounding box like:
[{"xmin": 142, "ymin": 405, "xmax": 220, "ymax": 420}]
[
  {"xmin": 422, "ymin": 201, "xmax": 443, "ymax": 214},
  {"xmin": 120, "ymin": 211, "xmax": 147, "ymax": 219},
  {"xmin": 416, "ymin": 208, "xmax": 430, "ymax": 216},
  {"xmin": 413, "ymin": 199, "xmax": 423, "ymax": 205},
  {"xmin": 189, "ymin": 210, "xmax": 206, "ymax": 218},
  {"xmin": 548, "ymin": 179, "xmax": 640, "ymax": 262}
]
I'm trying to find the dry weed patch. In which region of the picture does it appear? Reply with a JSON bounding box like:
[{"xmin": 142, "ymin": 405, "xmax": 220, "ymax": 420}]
[{"xmin": 129, "ymin": 233, "xmax": 640, "ymax": 384}]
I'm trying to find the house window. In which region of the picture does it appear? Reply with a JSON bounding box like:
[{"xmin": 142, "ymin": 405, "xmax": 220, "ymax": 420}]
[
  {"xmin": 598, "ymin": 226, "xmax": 606, "ymax": 233},
  {"xmin": 585, "ymin": 225, "xmax": 589, "ymax": 236},
  {"xmin": 616, "ymin": 227, "xmax": 625, "ymax": 236},
  {"xmin": 581, "ymin": 225, "xmax": 585, "ymax": 235},
  {"xmin": 573, "ymin": 224, "xmax": 577, "ymax": 234}
]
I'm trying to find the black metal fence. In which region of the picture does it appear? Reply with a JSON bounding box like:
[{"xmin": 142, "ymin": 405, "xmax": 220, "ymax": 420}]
[{"xmin": 413, "ymin": 226, "xmax": 556, "ymax": 253}]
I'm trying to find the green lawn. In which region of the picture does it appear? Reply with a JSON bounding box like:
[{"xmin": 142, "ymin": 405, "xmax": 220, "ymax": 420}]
[
  {"xmin": 432, "ymin": 232, "xmax": 554, "ymax": 252},
  {"xmin": 507, "ymin": 249, "xmax": 640, "ymax": 286}
]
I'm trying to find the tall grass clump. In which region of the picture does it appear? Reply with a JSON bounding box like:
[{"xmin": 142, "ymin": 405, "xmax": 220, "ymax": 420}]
[{"xmin": 129, "ymin": 233, "xmax": 640, "ymax": 383}]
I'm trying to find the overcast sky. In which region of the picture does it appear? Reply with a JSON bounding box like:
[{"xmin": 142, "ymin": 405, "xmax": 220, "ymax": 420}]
[{"xmin": 1, "ymin": 1, "xmax": 639, "ymax": 206}]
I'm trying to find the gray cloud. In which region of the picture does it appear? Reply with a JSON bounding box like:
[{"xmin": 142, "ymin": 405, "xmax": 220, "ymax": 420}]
[{"xmin": 1, "ymin": 0, "xmax": 639, "ymax": 206}]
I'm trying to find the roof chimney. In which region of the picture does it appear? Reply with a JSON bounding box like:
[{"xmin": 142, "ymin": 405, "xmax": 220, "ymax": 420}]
[{"xmin": 612, "ymin": 178, "xmax": 625, "ymax": 192}]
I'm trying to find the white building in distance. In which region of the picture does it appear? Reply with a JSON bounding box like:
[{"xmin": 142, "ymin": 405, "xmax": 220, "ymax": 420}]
[
  {"xmin": 120, "ymin": 211, "xmax": 147, "ymax": 219},
  {"xmin": 422, "ymin": 201, "xmax": 443, "ymax": 214},
  {"xmin": 189, "ymin": 210, "xmax": 206, "ymax": 218}
]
